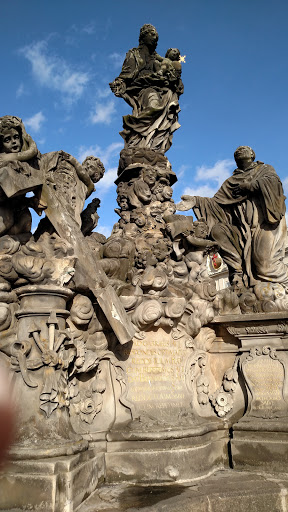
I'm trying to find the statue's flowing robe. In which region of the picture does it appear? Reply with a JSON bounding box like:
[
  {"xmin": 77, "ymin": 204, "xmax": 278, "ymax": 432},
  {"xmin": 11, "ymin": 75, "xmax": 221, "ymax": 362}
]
[
  {"xmin": 193, "ymin": 162, "xmax": 288, "ymax": 286},
  {"xmin": 40, "ymin": 152, "xmax": 87, "ymax": 227},
  {"xmin": 118, "ymin": 47, "xmax": 183, "ymax": 153}
]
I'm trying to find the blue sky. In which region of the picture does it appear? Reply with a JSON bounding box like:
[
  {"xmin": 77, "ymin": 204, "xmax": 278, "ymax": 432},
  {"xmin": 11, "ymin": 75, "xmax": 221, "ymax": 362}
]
[{"xmin": 1, "ymin": 0, "xmax": 288, "ymax": 235}]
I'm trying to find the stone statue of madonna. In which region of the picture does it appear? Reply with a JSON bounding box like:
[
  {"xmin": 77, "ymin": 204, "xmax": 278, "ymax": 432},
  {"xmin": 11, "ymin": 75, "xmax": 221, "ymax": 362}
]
[{"xmin": 110, "ymin": 24, "xmax": 184, "ymax": 154}]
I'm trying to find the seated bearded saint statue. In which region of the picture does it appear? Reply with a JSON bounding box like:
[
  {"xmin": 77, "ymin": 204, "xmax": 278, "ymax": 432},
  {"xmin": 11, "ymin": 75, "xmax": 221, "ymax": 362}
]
[{"xmin": 177, "ymin": 146, "xmax": 288, "ymax": 291}]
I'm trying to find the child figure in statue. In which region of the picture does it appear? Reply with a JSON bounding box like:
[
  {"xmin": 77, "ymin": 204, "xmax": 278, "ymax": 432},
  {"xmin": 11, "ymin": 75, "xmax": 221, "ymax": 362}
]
[
  {"xmin": 109, "ymin": 24, "xmax": 183, "ymax": 153},
  {"xmin": 158, "ymin": 48, "xmax": 182, "ymax": 81}
]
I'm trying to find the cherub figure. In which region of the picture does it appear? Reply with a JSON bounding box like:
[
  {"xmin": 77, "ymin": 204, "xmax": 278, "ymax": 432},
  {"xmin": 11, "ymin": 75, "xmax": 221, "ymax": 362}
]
[
  {"xmin": 0, "ymin": 116, "xmax": 43, "ymax": 237},
  {"xmin": 159, "ymin": 48, "xmax": 182, "ymax": 80}
]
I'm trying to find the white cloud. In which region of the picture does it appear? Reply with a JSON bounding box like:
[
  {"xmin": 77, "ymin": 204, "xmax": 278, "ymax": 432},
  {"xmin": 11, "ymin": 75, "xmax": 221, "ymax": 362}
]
[
  {"xmin": 96, "ymin": 225, "xmax": 112, "ymax": 238},
  {"xmin": 109, "ymin": 52, "xmax": 125, "ymax": 68},
  {"xmin": 282, "ymin": 177, "xmax": 288, "ymax": 196},
  {"xmin": 19, "ymin": 40, "xmax": 90, "ymax": 104},
  {"xmin": 96, "ymin": 87, "xmax": 112, "ymax": 99},
  {"xmin": 77, "ymin": 142, "xmax": 123, "ymax": 167},
  {"xmin": 195, "ymin": 159, "xmax": 234, "ymax": 187},
  {"xmin": 90, "ymin": 100, "xmax": 116, "ymax": 125},
  {"xmin": 16, "ymin": 83, "xmax": 25, "ymax": 98},
  {"xmin": 177, "ymin": 164, "xmax": 190, "ymax": 179},
  {"xmin": 23, "ymin": 111, "xmax": 46, "ymax": 133},
  {"xmin": 183, "ymin": 184, "xmax": 219, "ymax": 198},
  {"xmin": 178, "ymin": 159, "xmax": 234, "ymax": 200},
  {"xmin": 97, "ymin": 167, "xmax": 118, "ymax": 191},
  {"xmin": 71, "ymin": 22, "xmax": 96, "ymax": 35},
  {"xmin": 83, "ymin": 23, "xmax": 96, "ymax": 35}
]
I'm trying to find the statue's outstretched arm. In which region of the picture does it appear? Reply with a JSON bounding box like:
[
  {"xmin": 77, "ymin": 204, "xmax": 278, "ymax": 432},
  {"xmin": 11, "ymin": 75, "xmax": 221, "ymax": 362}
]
[{"xmin": 176, "ymin": 195, "xmax": 197, "ymax": 211}]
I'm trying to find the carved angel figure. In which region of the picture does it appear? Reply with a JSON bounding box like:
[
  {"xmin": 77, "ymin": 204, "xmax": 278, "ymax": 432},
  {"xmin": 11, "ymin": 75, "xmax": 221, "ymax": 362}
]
[{"xmin": 0, "ymin": 116, "xmax": 43, "ymax": 237}]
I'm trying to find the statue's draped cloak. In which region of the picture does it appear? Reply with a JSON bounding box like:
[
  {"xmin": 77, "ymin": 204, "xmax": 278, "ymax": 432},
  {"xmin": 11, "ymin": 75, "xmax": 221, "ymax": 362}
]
[
  {"xmin": 40, "ymin": 152, "xmax": 86, "ymax": 227},
  {"xmin": 118, "ymin": 47, "xmax": 182, "ymax": 153},
  {"xmin": 193, "ymin": 162, "xmax": 288, "ymax": 286}
]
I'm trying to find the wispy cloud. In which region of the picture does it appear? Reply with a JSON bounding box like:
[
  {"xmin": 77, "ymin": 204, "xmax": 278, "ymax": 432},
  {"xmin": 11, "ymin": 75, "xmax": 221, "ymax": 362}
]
[
  {"xmin": 183, "ymin": 184, "xmax": 220, "ymax": 198},
  {"xmin": 283, "ymin": 177, "xmax": 288, "ymax": 197},
  {"xmin": 16, "ymin": 83, "xmax": 26, "ymax": 98},
  {"xmin": 19, "ymin": 40, "xmax": 90, "ymax": 104},
  {"xmin": 71, "ymin": 22, "xmax": 96, "ymax": 35},
  {"xmin": 83, "ymin": 22, "xmax": 96, "ymax": 35},
  {"xmin": 195, "ymin": 159, "xmax": 234, "ymax": 187},
  {"xmin": 96, "ymin": 225, "xmax": 112, "ymax": 238},
  {"xmin": 177, "ymin": 164, "xmax": 190, "ymax": 179},
  {"xmin": 90, "ymin": 100, "xmax": 116, "ymax": 125},
  {"xmin": 180, "ymin": 159, "xmax": 234, "ymax": 199},
  {"xmin": 108, "ymin": 52, "xmax": 125, "ymax": 69},
  {"xmin": 77, "ymin": 142, "xmax": 123, "ymax": 167},
  {"xmin": 23, "ymin": 111, "xmax": 46, "ymax": 133},
  {"xmin": 97, "ymin": 167, "xmax": 118, "ymax": 191},
  {"xmin": 96, "ymin": 87, "xmax": 112, "ymax": 99}
]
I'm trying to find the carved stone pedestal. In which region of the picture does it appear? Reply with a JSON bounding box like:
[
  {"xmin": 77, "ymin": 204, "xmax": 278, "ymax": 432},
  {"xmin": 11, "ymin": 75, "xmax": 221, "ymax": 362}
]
[
  {"xmin": 232, "ymin": 423, "xmax": 288, "ymax": 474},
  {"xmin": 217, "ymin": 312, "xmax": 288, "ymax": 473},
  {"xmin": 12, "ymin": 285, "xmax": 85, "ymax": 456},
  {"xmin": 0, "ymin": 448, "xmax": 104, "ymax": 512},
  {"xmin": 105, "ymin": 422, "xmax": 229, "ymax": 483}
]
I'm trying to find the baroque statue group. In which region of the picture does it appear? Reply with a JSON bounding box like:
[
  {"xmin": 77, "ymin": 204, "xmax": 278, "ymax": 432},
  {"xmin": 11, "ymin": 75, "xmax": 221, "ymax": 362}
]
[{"xmin": 1, "ymin": 23, "xmax": 288, "ymax": 512}]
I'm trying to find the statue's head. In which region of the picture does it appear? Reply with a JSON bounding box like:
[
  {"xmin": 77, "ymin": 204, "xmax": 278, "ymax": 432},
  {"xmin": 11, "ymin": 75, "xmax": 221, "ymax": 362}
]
[
  {"xmin": 130, "ymin": 209, "xmax": 146, "ymax": 228},
  {"xmin": 234, "ymin": 146, "xmax": 255, "ymax": 166},
  {"xmin": 0, "ymin": 116, "xmax": 37, "ymax": 162},
  {"xmin": 193, "ymin": 218, "xmax": 209, "ymax": 239},
  {"xmin": 82, "ymin": 156, "xmax": 105, "ymax": 183},
  {"xmin": 141, "ymin": 165, "xmax": 156, "ymax": 186},
  {"xmin": 0, "ymin": 117, "xmax": 22, "ymax": 154},
  {"xmin": 165, "ymin": 48, "xmax": 180, "ymax": 61},
  {"xmin": 139, "ymin": 24, "xmax": 158, "ymax": 50}
]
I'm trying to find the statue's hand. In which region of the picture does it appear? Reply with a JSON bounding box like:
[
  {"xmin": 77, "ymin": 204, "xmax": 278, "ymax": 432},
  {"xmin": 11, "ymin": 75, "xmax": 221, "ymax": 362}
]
[
  {"xmin": 109, "ymin": 79, "xmax": 126, "ymax": 97},
  {"xmin": 176, "ymin": 195, "xmax": 196, "ymax": 211},
  {"xmin": 0, "ymin": 153, "xmax": 16, "ymax": 164},
  {"xmin": 240, "ymin": 179, "xmax": 255, "ymax": 191},
  {"xmin": 233, "ymin": 179, "xmax": 254, "ymax": 197}
]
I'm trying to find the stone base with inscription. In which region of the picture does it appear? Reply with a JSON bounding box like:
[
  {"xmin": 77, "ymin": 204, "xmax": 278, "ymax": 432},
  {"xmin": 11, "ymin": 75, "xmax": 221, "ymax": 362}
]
[
  {"xmin": 214, "ymin": 313, "xmax": 288, "ymax": 473},
  {"xmin": 117, "ymin": 328, "xmax": 202, "ymax": 425}
]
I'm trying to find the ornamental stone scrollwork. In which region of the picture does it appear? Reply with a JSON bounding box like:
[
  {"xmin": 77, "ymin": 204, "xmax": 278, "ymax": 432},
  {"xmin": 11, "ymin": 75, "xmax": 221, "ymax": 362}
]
[
  {"xmin": 239, "ymin": 345, "xmax": 288, "ymax": 421},
  {"xmin": 209, "ymin": 357, "xmax": 239, "ymax": 417}
]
